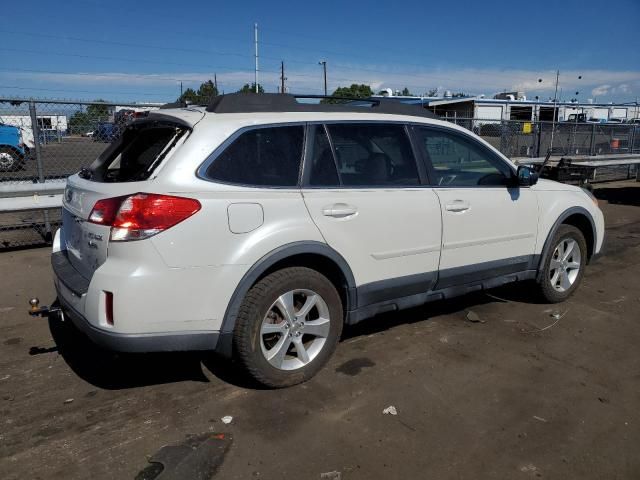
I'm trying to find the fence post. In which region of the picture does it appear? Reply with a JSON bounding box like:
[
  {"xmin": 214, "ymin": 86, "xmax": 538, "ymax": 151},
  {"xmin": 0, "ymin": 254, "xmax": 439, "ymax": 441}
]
[
  {"xmin": 589, "ymin": 123, "xmax": 596, "ymax": 156},
  {"xmin": 630, "ymin": 124, "xmax": 636, "ymax": 154},
  {"xmin": 28, "ymin": 100, "xmax": 51, "ymax": 239}
]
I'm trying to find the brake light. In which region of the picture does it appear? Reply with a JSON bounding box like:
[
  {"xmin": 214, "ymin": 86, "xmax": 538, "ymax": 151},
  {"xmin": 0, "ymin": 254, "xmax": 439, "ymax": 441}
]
[
  {"xmin": 88, "ymin": 193, "xmax": 201, "ymax": 241},
  {"xmin": 88, "ymin": 196, "xmax": 126, "ymax": 225}
]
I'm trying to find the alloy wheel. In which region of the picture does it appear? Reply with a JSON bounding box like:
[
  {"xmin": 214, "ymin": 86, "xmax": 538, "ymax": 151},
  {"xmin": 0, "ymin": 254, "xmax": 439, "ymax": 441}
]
[
  {"xmin": 260, "ymin": 289, "xmax": 331, "ymax": 371},
  {"xmin": 549, "ymin": 237, "xmax": 582, "ymax": 292}
]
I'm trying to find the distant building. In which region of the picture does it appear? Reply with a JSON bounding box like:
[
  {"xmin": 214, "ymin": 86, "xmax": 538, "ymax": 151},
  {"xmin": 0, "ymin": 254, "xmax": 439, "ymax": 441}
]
[
  {"xmin": 373, "ymin": 90, "xmax": 639, "ymax": 123},
  {"xmin": 424, "ymin": 96, "xmax": 639, "ymax": 123}
]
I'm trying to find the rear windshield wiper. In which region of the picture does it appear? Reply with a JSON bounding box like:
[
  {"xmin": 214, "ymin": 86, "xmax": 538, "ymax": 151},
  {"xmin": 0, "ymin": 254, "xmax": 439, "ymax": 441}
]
[{"xmin": 78, "ymin": 167, "xmax": 93, "ymax": 180}]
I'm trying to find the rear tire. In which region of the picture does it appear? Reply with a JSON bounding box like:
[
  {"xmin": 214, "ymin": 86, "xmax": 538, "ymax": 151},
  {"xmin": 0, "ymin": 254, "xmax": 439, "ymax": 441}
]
[
  {"xmin": 537, "ymin": 225, "xmax": 587, "ymax": 303},
  {"xmin": 233, "ymin": 267, "xmax": 343, "ymax": 388}
]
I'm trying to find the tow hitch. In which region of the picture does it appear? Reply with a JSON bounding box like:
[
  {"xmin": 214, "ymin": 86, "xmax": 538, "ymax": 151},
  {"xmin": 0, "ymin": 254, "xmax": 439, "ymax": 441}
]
[{"xmin": 28, "ymin": 298, "xmax": 64, "ymax": 320}]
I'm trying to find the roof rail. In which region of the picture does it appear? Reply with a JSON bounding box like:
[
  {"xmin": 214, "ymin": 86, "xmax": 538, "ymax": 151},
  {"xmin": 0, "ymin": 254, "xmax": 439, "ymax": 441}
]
[{"xmin": 204, "ymin": 93, "xmax": 436, "ymax": 118}]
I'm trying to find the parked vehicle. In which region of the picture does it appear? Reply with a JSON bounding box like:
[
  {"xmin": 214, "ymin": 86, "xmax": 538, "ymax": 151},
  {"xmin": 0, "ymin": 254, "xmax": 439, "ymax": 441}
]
[
  {"xmin": 0, "ymin": 123, "xmax": 27, "ymax": 171},
  {"xmin": 48, "ymin": 94, "xmax": 605, "ymax": 387},
  {"xmin": 93, "ymin": 122, "xmax": 121, "ymax": 142},
  {"xmin": 564, "ymin": 113, "xmax": 587, "ymax": 123}
]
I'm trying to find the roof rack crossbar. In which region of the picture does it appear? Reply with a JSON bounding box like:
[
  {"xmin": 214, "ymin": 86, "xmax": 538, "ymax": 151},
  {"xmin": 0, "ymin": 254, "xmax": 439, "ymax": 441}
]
[{"xmin": 201, "ymin": 93, "xmax": 436, "ymax": 118}]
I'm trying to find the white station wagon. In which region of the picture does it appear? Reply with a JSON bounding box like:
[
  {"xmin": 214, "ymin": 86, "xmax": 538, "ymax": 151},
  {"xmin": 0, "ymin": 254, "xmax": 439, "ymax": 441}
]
[{"xmin": 47, "ymin": 94, "xmax": 604, "ymax": 387}]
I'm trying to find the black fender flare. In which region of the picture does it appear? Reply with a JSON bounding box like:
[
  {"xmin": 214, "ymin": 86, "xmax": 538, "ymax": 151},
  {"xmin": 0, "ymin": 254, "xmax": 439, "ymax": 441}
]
[
  {"xmin": 536, "ymin": 206, "xmax": 596, "ymax": 282},
  {"xmin": 215, "ymin": 241, "xmax": 356, "ymax": 357}
]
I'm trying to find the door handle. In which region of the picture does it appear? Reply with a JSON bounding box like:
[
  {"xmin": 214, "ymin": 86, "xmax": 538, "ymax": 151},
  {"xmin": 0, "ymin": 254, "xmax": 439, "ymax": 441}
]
[
  {"xmin": 445, "ymin": 200, "xmax": 470, "ymax": 212},
  {"xmin": 322, "ymin": 203, "xmax": 358, "ymax": 218}
]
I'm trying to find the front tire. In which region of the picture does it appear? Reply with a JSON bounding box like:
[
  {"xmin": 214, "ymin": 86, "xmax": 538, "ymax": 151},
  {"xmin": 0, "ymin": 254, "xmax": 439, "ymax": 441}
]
[
  {"xmin": 233, "ymin": 267, "xmax": 343, "ymax": 388},
  {"xmin": 537, "ymin": 225, "xmax": 587, "ymax": 303}
]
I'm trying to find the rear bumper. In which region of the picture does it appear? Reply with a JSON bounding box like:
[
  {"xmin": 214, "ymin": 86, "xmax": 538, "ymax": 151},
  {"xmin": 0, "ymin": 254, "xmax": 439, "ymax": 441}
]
[
  {"xmin": 56, "ymin": 289, "xmax": 219, "ymax": 353},
  {"xmin": 52, "ymin": 247, "xmax": 221, "ymax": 353}
]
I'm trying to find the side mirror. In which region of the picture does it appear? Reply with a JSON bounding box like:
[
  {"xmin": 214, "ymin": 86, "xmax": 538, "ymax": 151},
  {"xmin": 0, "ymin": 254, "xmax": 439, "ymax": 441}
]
[{"xmin": 517, "ymin": 165, "xmax": 539, "ymax": 187}]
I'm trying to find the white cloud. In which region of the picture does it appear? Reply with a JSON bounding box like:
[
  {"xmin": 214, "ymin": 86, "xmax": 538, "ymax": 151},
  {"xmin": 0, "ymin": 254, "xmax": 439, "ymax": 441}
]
[
  {"xmin": 2, "ymin": 66, "xmax": 639, "ymax": 101},
  {"xmin": 591, "ymin": 84, "xmax": 611, "ymax": 96}
]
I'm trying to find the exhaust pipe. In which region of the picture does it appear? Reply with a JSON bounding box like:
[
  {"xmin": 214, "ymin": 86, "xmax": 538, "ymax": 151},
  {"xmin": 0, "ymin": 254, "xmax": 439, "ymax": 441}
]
[{"xmin": 28, "ymin": 298, "xmax": 64, "ymax": 321}]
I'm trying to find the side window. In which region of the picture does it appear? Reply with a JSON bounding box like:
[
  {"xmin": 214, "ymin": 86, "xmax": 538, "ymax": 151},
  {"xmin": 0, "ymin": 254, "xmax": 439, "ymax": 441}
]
[
  {"xmin": 204, "ymin": 125, "xmax": 304, "ymax": 186},
  {"xmin": 308, "ymin": 125, "xmax": 339, "ymax": 186},
  {"xmin": 417, "ymin": 127, "xmax": 513, "ymax": 186},
  {"xmin": 322, "ymin": 123, "xmax": 420, "ymax": 186}
]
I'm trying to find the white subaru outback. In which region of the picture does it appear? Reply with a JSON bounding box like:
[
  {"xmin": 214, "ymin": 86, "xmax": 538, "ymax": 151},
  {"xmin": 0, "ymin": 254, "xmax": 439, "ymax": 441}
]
[{"xmin": 50, "ymin": 94, "xmax": 604, "ymax": 387}]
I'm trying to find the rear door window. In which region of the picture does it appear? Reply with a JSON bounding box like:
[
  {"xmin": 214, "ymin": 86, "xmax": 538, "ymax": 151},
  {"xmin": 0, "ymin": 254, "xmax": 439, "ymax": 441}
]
[
  {"xmin": 319, "ymin": 123, "xmax": 420, "ymax": 187},
  {"xmin": 204, "ymin": 125, "xmax": 304, "ymax": 187},
  {"xmin": 89, "ymin": 121, "xmax": 189, "ymax": 182}
]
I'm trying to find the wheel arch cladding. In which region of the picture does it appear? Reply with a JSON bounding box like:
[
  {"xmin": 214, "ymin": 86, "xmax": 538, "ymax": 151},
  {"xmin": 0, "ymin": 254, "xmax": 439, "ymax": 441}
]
[
  {"xmin": 537, "ymin": 206, "xmax": 596, "ymax": 282},
  {"xmin": 216, "ymin": 241, "xmax": 356, "ymax": 357}
]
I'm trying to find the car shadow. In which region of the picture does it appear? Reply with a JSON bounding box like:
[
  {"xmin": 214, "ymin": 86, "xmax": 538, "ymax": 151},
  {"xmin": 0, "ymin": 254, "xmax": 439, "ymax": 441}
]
[
  {"xmin": 46, "ymin": 282, "xmax": 542, "ymax": 390},
  {"xmin": 342, "ymin": 281, "xmax": 545, "ymax": 340},
  {"xmin": 594, "ymin": 187, "xmax": 640, "ymax": 207},
  {"xmin": 47, "ymin": 318, "xmax": 212, "ymax": 390}
]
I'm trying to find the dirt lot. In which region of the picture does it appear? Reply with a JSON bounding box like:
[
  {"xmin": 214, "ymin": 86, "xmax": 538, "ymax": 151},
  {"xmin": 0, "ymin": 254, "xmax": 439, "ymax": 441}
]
[{"xmin": 1, "ymin": 182, "xmax": 639, "ymax": 480}]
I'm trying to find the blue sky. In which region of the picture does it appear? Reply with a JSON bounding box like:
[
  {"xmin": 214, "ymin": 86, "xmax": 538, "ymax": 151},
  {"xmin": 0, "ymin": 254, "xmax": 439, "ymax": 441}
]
[{"xmin": 1, "ymin": 0, "xmax": 638, "ymax": 103}]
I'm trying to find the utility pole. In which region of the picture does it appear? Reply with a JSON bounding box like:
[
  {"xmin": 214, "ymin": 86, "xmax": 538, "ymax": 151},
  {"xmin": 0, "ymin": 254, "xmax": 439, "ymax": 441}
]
[
  {"xmin": 214, "ymin": 73, "xmax": 217, "ymax": 91},
  {"xmin": 318, "ymin": 60, "xmax": 327, "ymax": 96},
  {"xmin": 549, "ymin": 69, "xmax": 560, "ymax": 154},
  {"xmin": 180, "ymin": 81, "xmax": 183, "ymax": 97},
  {"xmin": 254, "ymin": 23, "xmax": 259, "ymax": 93},
  {"xmin": 280, "ymin": 61, "xmax": 286, "ymax": 94}
]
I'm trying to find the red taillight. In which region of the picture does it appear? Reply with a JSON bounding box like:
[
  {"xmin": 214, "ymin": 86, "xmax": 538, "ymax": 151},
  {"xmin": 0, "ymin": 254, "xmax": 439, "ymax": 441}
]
[
  {"xmin": 88, "ymin": 193, "xmax": 201, "ymax": 241},
  {"xmin": 88, "ymin": 196, "xmax": 127, "ymax": 225}
]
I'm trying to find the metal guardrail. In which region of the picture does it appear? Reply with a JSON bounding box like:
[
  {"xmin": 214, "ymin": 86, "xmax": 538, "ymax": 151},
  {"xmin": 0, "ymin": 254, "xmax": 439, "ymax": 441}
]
[
  {"xmin": 1, "ymin": 97, "xmax": 639, "ymax": 248},
  {"xmin": 0, "ymin": 97, "xmax": 160, "ymax": 247}
]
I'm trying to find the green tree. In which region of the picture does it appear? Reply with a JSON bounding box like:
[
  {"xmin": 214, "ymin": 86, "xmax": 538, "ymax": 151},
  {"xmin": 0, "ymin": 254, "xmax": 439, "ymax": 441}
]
[
  {"xmin": 68, "ymin": 99, "xmax": 110, "ymax": 135},
  {"xmin": 323, "ymin": 84, "xmax": 373, "ymax": 103},
  {"xmin": 177, "ymin": 80, "xmax": 219, "ymax": 104},
  {"xmin": 86, "ymin": 100, "xmax": 110, "ymax": 120},
  {"xmin": 401, "ymin": 87, "xmax": 414, "ymax": 96},
  {"xmin": 178, "ymin": 88, "xmax": 199, "ymax": 103},
  {"xmin": 237, "ymin": 83, "xmax": 265, "ymax": 94},
  {"xmin": 451, "ymin": 92, "xmax": 467, "ymax": 98},
  {"xmin": 197, "ymin": 80, "xmax": 218, "ymax": 102},
  {"xmin": 426, "ymin": 88, "xmax": 438, "ymax": 97}
]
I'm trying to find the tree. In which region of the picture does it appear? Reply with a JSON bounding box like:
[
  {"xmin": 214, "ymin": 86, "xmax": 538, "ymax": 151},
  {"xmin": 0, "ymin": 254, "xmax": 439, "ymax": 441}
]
[
  {"xmin": 177, "ymin": 80, "xmax": 219, "ymax": 104},
  {"xmin": 237, "ymin": 83, "xmax": 265, "ymax": 94},
  {"xmin": 86, "ymin": 100, "xmax": 110, "ymax": 120},
  {"xmin": 197, "ymin": 80, "xmax": 218, "ymax": 102},
  {"xmin": 323, "ymin": 84, "xmax": 373, "ymax": 103},
  {"xmin": 68, "ymin": 99, "xmax": 110, "ymax": 135},
  {"xmin": 451, "ymin": 92, "xmax": 467, "ymax": 98},
  {"xmin": 426, "ymin": 88, "xmax": 438, "ymax": 97},
  {"xmin": 401, "ymin": 87, "xmax": 414, "ymax": 96},
  {"xmin": 178, "ymin": 88, "xmax": 198, "ymax": 103}
]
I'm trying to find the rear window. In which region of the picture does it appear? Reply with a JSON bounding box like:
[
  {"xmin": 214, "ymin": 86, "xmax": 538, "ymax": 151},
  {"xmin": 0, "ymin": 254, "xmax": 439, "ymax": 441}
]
[
  {"xmin": 309, "ymin": 123, "xmax": 420, "ymax": 187},
  {"xmin": 87, "ymin": 122, "xmax": 189, "ymax": 182},
  {"xmin": 203, "ymin": 125, "xmax": 304, "ymax": 187}
]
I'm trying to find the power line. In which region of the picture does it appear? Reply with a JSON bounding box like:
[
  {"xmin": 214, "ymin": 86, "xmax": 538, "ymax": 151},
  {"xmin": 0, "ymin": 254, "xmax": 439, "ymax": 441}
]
[
  {"xmin": 0, "ymin": 30, "xmax": 253, "ymax": 59},
  {"xmin": 0, "ymin": 84, "xmax": 171, "ymax": 97},
  {"xmin": 0, "ymin": 47, "xmax": 255, "ymax": 72}
]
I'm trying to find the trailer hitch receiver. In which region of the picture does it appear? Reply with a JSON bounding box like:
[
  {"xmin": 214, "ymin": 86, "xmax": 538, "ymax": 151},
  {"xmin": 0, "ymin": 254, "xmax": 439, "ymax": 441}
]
[{"xmin": 28, "ymin": 298, "xmax": 63, "ymax": 320}]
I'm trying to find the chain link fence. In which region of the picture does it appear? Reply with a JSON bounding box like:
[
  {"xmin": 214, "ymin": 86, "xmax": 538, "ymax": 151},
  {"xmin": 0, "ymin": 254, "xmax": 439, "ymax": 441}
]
[
  {"xmin": 441, "ymin": 118, "xmax": 640, "ymax": 158},
  {"xmin": 0, "ymin": 98, "xmax": 160, "ymax": 248},
  {"xmin": 1, "ymin": 97, "xmax": 639, "ymax": 249}
]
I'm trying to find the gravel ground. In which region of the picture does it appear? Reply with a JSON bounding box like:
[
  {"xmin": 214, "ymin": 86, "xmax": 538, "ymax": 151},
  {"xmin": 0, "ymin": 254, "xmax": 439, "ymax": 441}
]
[{"xmin": 1, "ymin": 181, "xmax": 639, "ymax": 480}]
